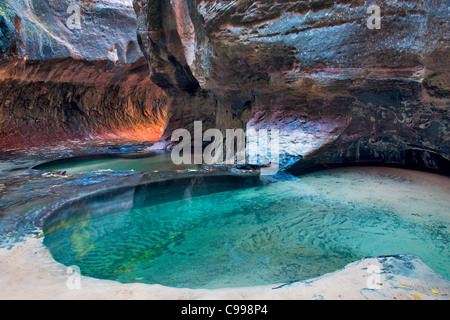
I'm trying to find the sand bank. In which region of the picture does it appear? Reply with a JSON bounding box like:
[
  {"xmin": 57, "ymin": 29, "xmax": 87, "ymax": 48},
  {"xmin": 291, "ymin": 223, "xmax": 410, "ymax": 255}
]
[{"xmin": 1, "ymin": 236, "xmax": 448, "ymax": 300}]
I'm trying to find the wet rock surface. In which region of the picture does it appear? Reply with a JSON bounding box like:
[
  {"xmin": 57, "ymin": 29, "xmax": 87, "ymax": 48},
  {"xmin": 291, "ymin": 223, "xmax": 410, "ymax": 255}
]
[
  {"xmin": 0, "ymin": 141, "xmax": 148, "ymax": 245},
  {"xmin": 0, "ymin": 140, "xmax": 258, "ymax": 246}
]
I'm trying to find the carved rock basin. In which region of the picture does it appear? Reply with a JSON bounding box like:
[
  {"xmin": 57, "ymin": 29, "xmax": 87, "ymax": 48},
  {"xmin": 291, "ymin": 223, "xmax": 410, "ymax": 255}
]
[{"xmin": 43, "ymin": 167, "xmax": 450, "ymax": 289}]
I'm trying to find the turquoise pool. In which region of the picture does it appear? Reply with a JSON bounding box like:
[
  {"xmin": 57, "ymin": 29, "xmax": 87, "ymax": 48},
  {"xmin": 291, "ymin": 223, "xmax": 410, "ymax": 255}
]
[
  {"xmin": 43, "ymin": 167, "xmax": 450, "ymax": 289},
  {"xmin": 33, "ymin": 151, "xmax": 197, "ymax": 174}
]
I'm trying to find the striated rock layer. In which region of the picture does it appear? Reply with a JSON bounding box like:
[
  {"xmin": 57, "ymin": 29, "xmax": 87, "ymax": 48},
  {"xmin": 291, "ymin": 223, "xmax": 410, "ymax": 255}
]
[
  {"xmin": 133, "ymin": 0, "xmax": 449, "ymax": 172},
  {"xmin": 0, "ymin": 0, "xmax": 141, "ymax": 64},
  {"xmin": 0, "ymin": 57, "xmax": 167, "ymax": 148},
  {"xmin": 0, "ymin": 0, "xmax": 167, "ymax": 149}
]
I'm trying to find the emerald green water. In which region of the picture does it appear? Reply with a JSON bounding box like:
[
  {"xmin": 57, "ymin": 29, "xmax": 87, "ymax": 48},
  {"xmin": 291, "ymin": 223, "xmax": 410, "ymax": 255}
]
[
  {"xmin": 43, "ymin": 167, "xmax": 450, "ymax": 289},
  {"xmin": 34, "ymin": 152, "xmax": 196, "ymax": 174}
]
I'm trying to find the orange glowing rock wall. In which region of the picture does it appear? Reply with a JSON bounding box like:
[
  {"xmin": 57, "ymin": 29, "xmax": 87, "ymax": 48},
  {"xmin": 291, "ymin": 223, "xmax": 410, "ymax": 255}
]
[{"xmin": 0, "ymin": 57, "xmax": 167, "ymax": 149}]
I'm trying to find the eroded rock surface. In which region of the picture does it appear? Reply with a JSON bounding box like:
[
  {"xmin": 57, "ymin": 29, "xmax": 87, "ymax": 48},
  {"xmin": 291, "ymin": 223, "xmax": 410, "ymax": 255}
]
[
  {"xmin": 0, "ymin": 57, "xmax": 167, "ymax": 148},
  {"xmin": 1, "ymin": 0, "xmax": 141, "ymax": 64},
  {"xmin": 0, "ymin": 0, "xmax": 167, "ymax": 148},
  {"xmin": 133, "ymin": 0, "xmax": 449, "ymax": 172}
]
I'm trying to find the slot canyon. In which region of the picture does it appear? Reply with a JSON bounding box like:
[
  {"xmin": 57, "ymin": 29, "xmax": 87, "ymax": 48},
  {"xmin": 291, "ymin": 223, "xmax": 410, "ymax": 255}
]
[{"xmin": 0, "ymin": 0, "xmax": 448, "ymax": 301}]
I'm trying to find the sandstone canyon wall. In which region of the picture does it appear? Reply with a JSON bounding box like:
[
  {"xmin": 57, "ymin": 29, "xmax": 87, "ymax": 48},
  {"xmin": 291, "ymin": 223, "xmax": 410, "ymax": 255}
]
[
  {"xmin": 133, "ymin": 0, "xmax": 449, "ymax": 172},
  {"xmin": 0, "ymin": 0, "xmax": 167, "ymax": 148},
  {"xmin": 0, "ymin": 0, "xmax": 448, "ymax": 174}
]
